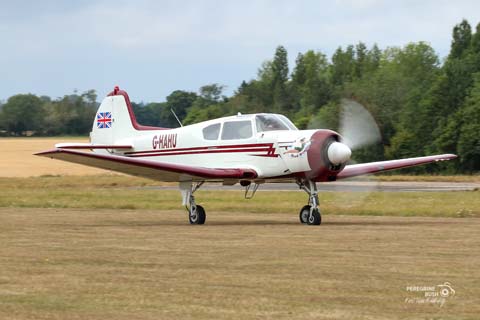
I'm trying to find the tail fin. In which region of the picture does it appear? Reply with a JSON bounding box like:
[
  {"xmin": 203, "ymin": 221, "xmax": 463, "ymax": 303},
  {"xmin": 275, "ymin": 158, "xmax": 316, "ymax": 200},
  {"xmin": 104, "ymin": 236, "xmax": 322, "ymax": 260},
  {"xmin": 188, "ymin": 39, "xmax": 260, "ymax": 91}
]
[{"xmin": 90, "ymin": 86, "xmax": 166, "ymax": 145}]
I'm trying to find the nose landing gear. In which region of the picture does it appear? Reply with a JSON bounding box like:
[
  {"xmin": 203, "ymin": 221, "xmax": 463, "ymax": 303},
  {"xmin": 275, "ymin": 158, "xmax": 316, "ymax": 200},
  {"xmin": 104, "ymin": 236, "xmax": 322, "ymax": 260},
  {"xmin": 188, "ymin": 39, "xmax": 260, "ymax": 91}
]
[{"xmin": 296, "ymin": 179, "xmax": 322, "ymax": 225}]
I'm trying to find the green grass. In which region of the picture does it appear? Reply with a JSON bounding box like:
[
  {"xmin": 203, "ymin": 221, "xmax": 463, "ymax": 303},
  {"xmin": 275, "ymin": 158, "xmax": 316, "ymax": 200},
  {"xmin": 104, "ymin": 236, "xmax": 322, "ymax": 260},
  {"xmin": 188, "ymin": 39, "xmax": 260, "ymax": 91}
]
[
  {"xmin": 374, "ymin": 174, "xmax": 480, "ymax": 182},
  {"xmin": 1, "ymin": 176, "xmax": 479, "ymax": 218}
]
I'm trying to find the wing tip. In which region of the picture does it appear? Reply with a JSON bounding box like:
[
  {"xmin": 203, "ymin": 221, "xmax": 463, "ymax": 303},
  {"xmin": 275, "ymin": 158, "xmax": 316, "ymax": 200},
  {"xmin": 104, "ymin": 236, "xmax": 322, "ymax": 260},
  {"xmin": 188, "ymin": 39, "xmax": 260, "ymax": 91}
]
[
  {"xmin": 438, "ymin": 154, "xmax": 458, "ymax": 161},
  {"xmin": 34, "ymin": 149, "xmax": 62, "ymax": 157}
]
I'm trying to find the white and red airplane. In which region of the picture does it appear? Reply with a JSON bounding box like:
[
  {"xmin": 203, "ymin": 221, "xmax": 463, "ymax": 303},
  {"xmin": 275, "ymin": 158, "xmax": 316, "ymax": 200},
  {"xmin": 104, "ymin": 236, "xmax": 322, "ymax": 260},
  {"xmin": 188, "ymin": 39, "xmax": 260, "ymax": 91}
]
[{"xmin": 36, "ymin": 86, "xmax": 457, "ymax": 225}]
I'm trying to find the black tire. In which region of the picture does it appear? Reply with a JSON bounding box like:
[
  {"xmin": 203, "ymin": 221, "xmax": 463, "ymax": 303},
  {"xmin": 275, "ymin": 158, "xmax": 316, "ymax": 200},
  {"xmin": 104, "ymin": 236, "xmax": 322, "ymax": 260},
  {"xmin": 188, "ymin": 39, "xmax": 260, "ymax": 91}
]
[
  {"xmin": 189, "ymin": 205, "xmax": 206, "ymax": 224},
  {"xmin": 196, "ymin": 205, "xmax": 206, "ymax": 225},
  {"xmin": 307, "ymin": 208, "xmax": 321, "ymax": 225},
  {"xmin": 299, "ymin": 205, "xmax": 311, "ymax": 224}
]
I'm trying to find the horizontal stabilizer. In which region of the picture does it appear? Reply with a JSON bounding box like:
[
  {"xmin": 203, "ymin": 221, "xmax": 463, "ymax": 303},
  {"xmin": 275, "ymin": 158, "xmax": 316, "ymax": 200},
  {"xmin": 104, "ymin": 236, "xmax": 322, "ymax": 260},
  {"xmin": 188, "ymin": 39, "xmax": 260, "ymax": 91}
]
[{"xmin": 55, "ymin": 143, "xmax": 133, "ymax": 150}]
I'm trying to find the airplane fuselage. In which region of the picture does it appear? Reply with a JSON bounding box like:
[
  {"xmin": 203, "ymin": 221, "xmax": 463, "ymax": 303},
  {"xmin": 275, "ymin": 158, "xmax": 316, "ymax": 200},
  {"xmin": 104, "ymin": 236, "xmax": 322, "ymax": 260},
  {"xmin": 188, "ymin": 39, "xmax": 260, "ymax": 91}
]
[{"xmin": 97, "ymin": 114, "xmax": 331, "ymax": 179}]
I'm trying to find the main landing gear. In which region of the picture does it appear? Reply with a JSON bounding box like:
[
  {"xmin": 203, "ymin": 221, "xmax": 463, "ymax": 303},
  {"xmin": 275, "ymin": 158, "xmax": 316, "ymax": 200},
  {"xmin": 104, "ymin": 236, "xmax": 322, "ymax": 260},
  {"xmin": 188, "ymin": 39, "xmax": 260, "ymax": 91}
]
[
  {"xmin": 296, "ymin": 179, "xmax": 322, "ymax": 225},
  {"xmin": 178, "ymin": 179, "xmax": 321, "ymax": 226},
  {"xmin": 180, "ymin": 181, "xmax": 206, "ymax": 224}
]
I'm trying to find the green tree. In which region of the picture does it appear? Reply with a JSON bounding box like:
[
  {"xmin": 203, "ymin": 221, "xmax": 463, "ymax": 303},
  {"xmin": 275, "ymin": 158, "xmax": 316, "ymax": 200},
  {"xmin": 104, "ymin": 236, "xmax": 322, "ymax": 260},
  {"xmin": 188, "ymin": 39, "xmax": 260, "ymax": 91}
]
[
  {"xmin": 183, "ymin": 85, "xmax": 227, "ymax": 125},
  {"xmin": 354, "ymin": 42, "xmax": 368, "ymax": 78},
  {"xmin": 290, "ymin": 52, "xmax": 307, "ymax": 113},
  {"xmin": 428, "ymin": 21, "xmax": 480, "ymax": 160},
  {"xmin": 450, "ymin": 19, "xmax": 472, "ymax": 59},
  {"xmin": 330, "ymin": 45, "xmax": 355, "ymax": 86},
  {"xmin": 43, "ymin": 91, "xmax": 97, "ymax": 135},
  {"xmin": 435, "ymin": 73, "xmax": 480, "ymax": 172},
  {"xmin": 457, "ymin": 75, "xmax": 480, "ymax": 171},
  {"xmin": 0, "ymin": 94, "xmax": 44, "ymax": 135},
  {"xmin": 365, "ymin": 44, "xmax": 381, "ymax": 74},
  {"xmin": 471, "ymin": 23, "xmax": 480, "ymax": 55},
  {"xmin": 291, "ymin": 50, "xmax": 331, "ymax": 121},
  {"xmin": 344, "ymin": 43, "xmax": 440, "ymax": 164},
  {"xmin": 163, "ymin": 90, "xmax": 198, "ymax": 126},
  {"xmin": 199, "ymin": 84, "xmax": 225, "ymax": 103},
  {"xmin": 271, "ymin": 46, "xmax": 290, "ymax": 113}
]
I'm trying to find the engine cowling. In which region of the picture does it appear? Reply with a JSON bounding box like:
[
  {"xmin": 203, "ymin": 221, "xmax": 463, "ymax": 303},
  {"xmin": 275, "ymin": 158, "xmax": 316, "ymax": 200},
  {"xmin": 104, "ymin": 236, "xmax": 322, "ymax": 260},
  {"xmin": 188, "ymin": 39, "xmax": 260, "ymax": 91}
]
[{"xmin": 306, "ymin": 130, "xmax": 351, "ymax": 181}]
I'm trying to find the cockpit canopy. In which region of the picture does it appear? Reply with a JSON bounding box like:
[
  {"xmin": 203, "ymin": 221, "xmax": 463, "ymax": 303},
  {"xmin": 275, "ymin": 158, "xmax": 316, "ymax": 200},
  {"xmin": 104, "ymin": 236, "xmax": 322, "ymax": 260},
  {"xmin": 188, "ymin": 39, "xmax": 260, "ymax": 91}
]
[
  {"xmin": 255, "ymin": 114, "xmax": 297, "ymax": 132},
  {"xmin": 202, "ymin": 113, "xmax": 297, "ymax": 141}
]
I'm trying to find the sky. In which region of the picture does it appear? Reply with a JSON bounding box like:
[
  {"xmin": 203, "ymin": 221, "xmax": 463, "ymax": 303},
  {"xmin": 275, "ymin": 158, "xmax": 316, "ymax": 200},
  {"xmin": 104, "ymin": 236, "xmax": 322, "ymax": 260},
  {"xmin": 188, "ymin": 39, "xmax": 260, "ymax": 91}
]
[{"xmin": 2, "ymin": 0, "xmax": 480, "ymax": 103}]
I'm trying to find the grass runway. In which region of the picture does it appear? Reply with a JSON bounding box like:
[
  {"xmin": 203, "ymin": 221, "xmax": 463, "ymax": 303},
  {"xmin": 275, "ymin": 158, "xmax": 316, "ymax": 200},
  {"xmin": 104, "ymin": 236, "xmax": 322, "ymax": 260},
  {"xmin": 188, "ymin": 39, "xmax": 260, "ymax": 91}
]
[
  {"xmin": 1, "ymin": 176, "xmax": 479, "ymax": 218},
  {"xmin": 1, "ymin": 138, "xmax": 479, "ymax": 318},
  {"xmin": 0, "ymin": 208, "xmax": 479, "ymax": 319}
]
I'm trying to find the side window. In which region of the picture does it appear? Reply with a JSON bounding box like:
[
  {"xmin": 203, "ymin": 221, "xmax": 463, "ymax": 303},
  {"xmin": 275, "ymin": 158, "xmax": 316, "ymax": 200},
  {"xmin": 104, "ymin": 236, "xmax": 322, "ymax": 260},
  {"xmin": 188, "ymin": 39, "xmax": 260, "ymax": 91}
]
[
  {"xmin": 202, "ymin": 123, "xmax": 221, "ymax": 140},
  {"xmin": 221, "ymin": 121, "xmax": 253, "ymax": 140}
]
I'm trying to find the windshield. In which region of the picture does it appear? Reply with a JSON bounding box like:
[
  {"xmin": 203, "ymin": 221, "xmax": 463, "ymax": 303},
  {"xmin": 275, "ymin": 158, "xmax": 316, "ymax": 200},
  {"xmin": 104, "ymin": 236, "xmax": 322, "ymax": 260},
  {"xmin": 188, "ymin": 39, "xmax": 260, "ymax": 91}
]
[
  {"xmin": 256, "ymin": 114, "xmax": 291, "ymax": 132},
  {"xmin": 277, "ymin": 115, "xmax": 298, "ymax": 130}
]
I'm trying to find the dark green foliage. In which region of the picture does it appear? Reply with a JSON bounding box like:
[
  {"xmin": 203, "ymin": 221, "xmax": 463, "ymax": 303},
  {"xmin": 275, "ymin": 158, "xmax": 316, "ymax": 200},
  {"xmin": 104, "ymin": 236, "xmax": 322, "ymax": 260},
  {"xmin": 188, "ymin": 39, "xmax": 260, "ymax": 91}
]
[
  {"xmin": 331, "ymin": 45, "xmax": 355, "ymax": 86},
  {"xmin": 271, "ymin": 46, "xmax": 290, "ymax": 114},
  {"xmin": 436, "ymin": 74, "xmax": 480, "ymax": 172},
  {"xmin": 450, "ymin": 19, "xmax": 472, "ymax": 59},
  {"xmin": 183, "ymin": 84, "xmax": 228, "ymax": 125},
  {"xmin": 0, "ymin": 94, "xmax": 44, "ymax": 135},
  {"xmin": 131, "ymin": 90, "xmax": 198, "ymax": 128},
  {"xmin": 43, "ymin": 91, "xmax": 97, "ymax": 136}
]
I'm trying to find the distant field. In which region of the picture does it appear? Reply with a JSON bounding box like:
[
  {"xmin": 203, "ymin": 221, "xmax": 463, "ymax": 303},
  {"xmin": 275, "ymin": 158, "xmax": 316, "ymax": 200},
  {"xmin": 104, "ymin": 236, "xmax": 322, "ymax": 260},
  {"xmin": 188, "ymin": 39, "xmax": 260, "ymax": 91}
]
[{"xmin": 0, "ymin": 137, "xmax": 107, "ymax": 177}]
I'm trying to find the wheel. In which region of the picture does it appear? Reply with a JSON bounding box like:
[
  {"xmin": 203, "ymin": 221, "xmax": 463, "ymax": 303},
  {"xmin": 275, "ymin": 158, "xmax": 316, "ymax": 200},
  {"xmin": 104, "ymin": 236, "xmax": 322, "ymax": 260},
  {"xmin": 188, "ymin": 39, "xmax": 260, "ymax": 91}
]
[
  {"xmin": 299, "ymin": 205, "xmax": 311, "ymax": 224},
  {"xmin": 189, "ymin": 205, "xmax": 206, "ymax": 224},
  {"xmin": 196, "ymin": 205, "xmax": 206, "ymax": 224},
  {"xmin": 307, "ymin": 208, "xmax": 321, "ymax": 225}
]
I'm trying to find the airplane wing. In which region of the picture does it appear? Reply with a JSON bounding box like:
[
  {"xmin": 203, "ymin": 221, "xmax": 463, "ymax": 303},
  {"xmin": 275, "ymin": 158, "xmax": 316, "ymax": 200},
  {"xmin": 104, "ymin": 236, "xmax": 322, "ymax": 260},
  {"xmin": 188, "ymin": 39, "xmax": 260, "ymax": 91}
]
[
  {"xmin": 35, "ymin": 149, "xmax": 257, "ymax": 182},
  {"xmin": 336, "ymin": 154, "xmax": 457, "ymax": 180}
]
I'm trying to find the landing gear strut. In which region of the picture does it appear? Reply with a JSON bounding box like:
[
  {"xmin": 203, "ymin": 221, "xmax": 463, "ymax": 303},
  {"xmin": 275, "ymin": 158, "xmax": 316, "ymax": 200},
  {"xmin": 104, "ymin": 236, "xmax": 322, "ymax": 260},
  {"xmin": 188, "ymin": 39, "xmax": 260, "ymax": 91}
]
[
  {"xmin": 180, "ymin": 181, "xmax": 206, "ymax": 224},
  {"xmin": 296, "ymin": 179, "xmax": 322, "ymax": 225}
]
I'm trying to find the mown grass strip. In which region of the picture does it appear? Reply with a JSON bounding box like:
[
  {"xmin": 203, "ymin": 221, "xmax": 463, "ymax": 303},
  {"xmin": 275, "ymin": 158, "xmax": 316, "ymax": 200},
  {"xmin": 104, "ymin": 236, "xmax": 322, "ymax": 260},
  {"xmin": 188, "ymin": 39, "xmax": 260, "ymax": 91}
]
[{"xmin": 1, "ymin": 176, "xmax": 479, "ymax": 218}]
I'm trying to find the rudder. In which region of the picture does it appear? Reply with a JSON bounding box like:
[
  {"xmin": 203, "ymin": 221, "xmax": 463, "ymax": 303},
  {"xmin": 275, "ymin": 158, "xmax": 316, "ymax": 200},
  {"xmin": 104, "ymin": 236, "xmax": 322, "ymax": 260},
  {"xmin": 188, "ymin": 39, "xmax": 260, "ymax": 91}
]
[{"xmin": 90, "ymin": 86, "xmax": 165, "ymax": 146}]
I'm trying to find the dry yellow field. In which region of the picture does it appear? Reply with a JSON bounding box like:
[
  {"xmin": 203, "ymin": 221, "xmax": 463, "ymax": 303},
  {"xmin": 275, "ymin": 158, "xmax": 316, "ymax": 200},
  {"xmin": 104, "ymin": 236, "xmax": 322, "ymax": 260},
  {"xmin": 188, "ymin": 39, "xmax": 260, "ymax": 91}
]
[{"xmin": 0, "ymin": 137, "xmax": 109, "ymax": 177}]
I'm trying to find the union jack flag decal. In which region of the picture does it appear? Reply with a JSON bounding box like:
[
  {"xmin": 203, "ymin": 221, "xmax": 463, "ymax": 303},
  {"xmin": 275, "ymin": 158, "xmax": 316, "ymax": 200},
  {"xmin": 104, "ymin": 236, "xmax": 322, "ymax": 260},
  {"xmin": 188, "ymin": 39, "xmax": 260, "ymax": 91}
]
[{"xmin": 97, "ymin": 112, "xmax": 112, "ymax": 129}]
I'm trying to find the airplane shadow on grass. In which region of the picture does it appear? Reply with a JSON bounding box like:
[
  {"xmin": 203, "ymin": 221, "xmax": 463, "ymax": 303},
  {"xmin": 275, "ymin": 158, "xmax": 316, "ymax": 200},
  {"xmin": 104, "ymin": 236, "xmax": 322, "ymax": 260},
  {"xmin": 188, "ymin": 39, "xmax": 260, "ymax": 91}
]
[{"xmin": 56, "ymin": 218, "xmax": 451, "ymax": 228}]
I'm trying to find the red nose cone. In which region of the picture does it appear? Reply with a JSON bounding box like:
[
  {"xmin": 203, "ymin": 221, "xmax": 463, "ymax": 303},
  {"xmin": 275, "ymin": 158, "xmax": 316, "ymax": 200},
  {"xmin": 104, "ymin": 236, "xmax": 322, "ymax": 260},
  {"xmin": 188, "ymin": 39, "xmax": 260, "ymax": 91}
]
[
  {"xmin": 113, "ymin": 86, "xmax": 120, "ymax": 94},
  {"xmin": 306, "ymin": 130, "xmax": 344, "ymax": 181}
]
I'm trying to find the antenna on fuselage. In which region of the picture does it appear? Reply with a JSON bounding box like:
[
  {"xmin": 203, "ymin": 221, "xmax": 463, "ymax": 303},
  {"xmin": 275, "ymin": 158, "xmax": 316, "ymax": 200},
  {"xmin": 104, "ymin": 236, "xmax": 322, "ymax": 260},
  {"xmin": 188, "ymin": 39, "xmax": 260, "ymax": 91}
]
[{"xmin": 170, "ymin": 108, "xmax": 183, "ymax": 127}]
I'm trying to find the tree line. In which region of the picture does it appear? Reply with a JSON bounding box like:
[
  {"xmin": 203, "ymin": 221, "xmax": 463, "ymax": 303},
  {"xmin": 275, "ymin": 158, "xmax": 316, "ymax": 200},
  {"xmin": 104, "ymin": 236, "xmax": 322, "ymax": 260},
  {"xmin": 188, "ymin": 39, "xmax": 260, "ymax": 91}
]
[{"xmin": 1, "ymin": 19, "xmax": 479, "ymax": 172}]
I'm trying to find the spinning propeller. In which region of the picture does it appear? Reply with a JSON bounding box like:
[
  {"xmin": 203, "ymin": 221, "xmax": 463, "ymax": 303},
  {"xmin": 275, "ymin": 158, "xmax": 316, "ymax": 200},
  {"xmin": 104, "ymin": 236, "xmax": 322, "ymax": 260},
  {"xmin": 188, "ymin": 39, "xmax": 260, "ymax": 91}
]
[
  {"xmin": 339, "ymin": 99, "xmax": 382, "ymax": 152},
  {"xmin": 309, "ymin": 98, "xmax": 383, "ymax": 206},
  {"xmin": 325, "ymin": 98, "xmax": 382, "ymax": 166}
]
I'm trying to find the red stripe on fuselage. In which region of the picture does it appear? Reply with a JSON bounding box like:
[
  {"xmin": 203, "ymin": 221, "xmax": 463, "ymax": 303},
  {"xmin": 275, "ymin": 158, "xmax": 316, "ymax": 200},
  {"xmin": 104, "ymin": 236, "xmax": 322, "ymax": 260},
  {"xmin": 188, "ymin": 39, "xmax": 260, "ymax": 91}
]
[
  {"xmin": 128, "ymin": 148, "xmax": 275, "ymax": 158},
  {"xmin": 124, "ymin": 143, "xmax": 274, "ymax": 155},
  {"xmin": 251, "ymin": 154, "xmax": 280, "ymax": 158}
]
